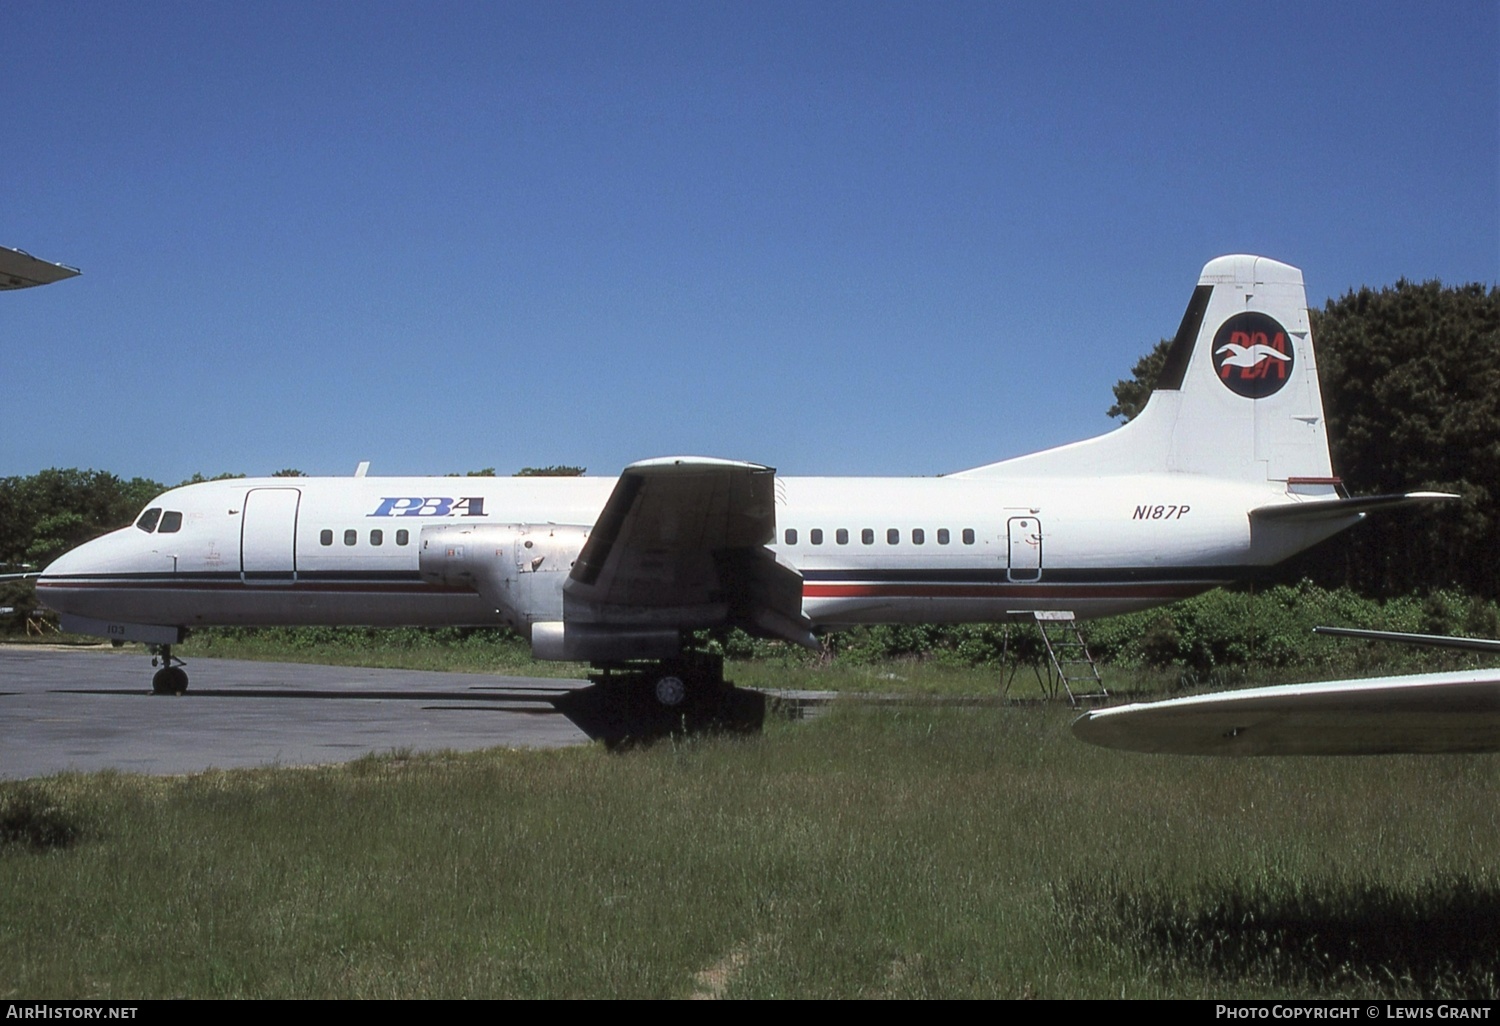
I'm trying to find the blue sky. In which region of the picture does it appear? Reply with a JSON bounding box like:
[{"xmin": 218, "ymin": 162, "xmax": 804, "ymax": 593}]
[{"xmin": 5, "ymin": 2, "xmax": 1496, "ymax": 486}]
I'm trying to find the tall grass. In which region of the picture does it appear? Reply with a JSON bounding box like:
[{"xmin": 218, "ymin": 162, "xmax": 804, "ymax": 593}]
[{"xmin": 4, "ymin": 706, "xmax": 1498, "ymax": 998}]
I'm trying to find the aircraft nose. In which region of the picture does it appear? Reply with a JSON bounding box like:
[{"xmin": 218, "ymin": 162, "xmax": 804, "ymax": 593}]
[
  {"xmin": 34, "ymin": 529, "xmax": 142, "ymax": 616},
  {"xmin": 37, "ymin": 534, "xmax": 101, "ymax": 584},
  {"xmin": 38, "ymin": 547, "xmax": 78, "ymax": 581},
  {"xmin": 34, "ymin": 542, "xmax": 91, "ymax": 614}
]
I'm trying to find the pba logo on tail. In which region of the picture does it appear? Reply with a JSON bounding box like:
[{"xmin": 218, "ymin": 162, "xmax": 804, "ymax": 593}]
[{"xmin": 1211, "ymin": 312, "xmax": 1295, "ymax": 398}]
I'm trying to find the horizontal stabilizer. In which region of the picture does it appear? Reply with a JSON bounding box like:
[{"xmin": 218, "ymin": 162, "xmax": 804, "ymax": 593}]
[
  {"xmin": 1250, "ymin": 491, "xmax": 1459, "ymax": 522},
  {"xmin": 1314, "ymin": 625, "xmax": 1500, "ymax": 654},
  {"xmin": 0, "ymin": 246, "xmax": 80, "ymax": 290},
  {"xmin": 1072, "ymin": 669, "xmax": 1500, "ymax": 755}
]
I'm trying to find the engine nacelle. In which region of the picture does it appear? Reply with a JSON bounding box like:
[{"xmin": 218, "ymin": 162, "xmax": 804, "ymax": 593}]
[
  {"xmin": 418, "ymin": 523, "xmax": 589, "ymax": 632},
  {"xmin": 530, "ymin": 621, "xmax": 682, "ymax": 662},
  {"xmin": 419, "ymin": 523, "xmax": 687, "ymax": 663}
]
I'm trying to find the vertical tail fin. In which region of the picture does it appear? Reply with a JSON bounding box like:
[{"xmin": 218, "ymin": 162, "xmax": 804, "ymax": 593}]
[{"xmin": 956, "ymin": 255, "xmax": 1333, "ymax": 484}]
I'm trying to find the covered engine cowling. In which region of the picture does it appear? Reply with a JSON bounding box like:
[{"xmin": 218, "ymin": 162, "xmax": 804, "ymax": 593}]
[
  {"xmin": 420, "ymin": 522, "xmax": 688, "ymax": 662},
  {"xmin": 418, "ymin": 523, "xmax": 588, "ymax": 633}
]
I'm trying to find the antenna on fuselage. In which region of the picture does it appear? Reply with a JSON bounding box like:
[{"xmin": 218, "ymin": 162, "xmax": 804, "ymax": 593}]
[{"xmin": 355, "ymin": 461, "xmax": 370, "ymax": 478}]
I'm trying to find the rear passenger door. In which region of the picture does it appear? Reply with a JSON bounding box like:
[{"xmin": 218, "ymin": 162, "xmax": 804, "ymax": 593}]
[{"xmin": 1007, "ymin": 516, "xmax": 1042, "ymax": 582}]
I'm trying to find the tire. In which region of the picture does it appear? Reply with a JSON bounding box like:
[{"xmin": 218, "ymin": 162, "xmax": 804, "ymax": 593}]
[
  {"xmin": 654, "ymin": 675, "xmax": 687, "ymax": 707},
  {"xmin": 152, "ymin": 666, "xmax": 188, "ymax": 696}
]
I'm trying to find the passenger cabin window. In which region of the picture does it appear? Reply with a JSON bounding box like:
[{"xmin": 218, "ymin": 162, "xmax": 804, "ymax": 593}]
[
  {"xmin": 861, "ymin": 528, "xmax": 874, "ymax": 545},
  {"xmin": 937, "ymin": 529, "xmax": 950, "ymax": 545},
  {"xmin": 836, "ymin": 529, "xmax": 849, "ymax": 545},
  {"xmin": 320, "ymin": 530, "xmax": 333, "ymax": 546},
  {"xmin": 810, "ymin": 529, "xmax": 823, "ymax": 545},
  {"xmin": 912, "ymin": 529, "xmax": 925, "ymax": 545},
  {"xmin": 136, "ymin": 508, "xmax": 162, "ymax": 533},
  {"xmin": 886, "ymin": 528, "xmax": 899, "ymax": 545},
  {"xmin": 784, "ymin": 529, "xmax": 797, "ymax": 545},
  {"xmin": 158, "ymin": 511, "xmax": 183, "ymax": 533},
  {"xmin": 396, "ymin": 529, "xmax": 409, "ymax": 546},
  {"xmin": 344, "ymin": 529, "xmax": 357, "ymax": 546},
  {"xmin": 962, "ymin": 528, "xmax": 975, "ymax": 545},
  {"xmin": 371, "ymin": 529, "xmax": 383, "ymax": 546}
]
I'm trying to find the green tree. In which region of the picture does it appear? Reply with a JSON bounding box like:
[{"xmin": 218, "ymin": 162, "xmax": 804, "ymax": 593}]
[
  {"xmin": 1297, "ymin": 280, "xmax": 1500, "ymax": 597},
  {"xmin": 514, "ymin": 466, "xmax": 586, "ymax": 477},
  {"xmin": 0, "ymin": 469, "xmax": 164, "ymax": 630},
  {"xmin": 0, "ymin": 469, "xmax": 163, "ymax": 567},
  {"xmin": 1107, "ymin": 338, "xmax": 1171, "ymax": 421},
  {"xmin": 180, "ymin": 471, "xmax": 246, "ymax": 485},
  {"xmin": 25, "ymin": 512, "xmax": 90, "ymax": 565}
]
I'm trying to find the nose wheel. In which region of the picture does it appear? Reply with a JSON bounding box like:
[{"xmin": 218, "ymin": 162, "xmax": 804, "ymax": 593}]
[{"xmin": 149, "ymin": 645, "xmax": 189, "ymax": 695}]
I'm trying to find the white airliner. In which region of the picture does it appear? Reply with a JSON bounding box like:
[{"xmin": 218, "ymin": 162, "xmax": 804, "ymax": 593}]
[{"xmin": 37, "ymin": 255, "xmax": 1453, "ymax": 722}]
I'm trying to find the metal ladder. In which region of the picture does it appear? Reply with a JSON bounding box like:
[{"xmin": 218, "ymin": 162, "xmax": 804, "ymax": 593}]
[{"xmin": 1033, "ymin": 611, "xmax": 1108, "ymax": 706}]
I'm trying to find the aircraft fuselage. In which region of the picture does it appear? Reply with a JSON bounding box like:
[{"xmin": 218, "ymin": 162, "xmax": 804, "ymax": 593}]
[{"xmin": 36, "ymin": 471, "xmax": 1348, "ymax": 640}]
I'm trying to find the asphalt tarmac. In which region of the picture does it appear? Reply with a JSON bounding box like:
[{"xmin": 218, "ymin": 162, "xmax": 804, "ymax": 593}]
[{"xmin": 0, "ymin": 645, "xmax": 593, "ymax": 779}]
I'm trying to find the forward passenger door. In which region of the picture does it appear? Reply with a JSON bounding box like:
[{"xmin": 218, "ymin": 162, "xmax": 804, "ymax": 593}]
[{"xmin": 241, "ymin": 488, "xmax": 301, "ymax": 583}]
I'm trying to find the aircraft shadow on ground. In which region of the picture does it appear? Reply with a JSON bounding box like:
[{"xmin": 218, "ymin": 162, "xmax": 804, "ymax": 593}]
[
  {"xmin": 58, "ymin": 687, "xmax": 567, "ymax": 703},
  {"xmin": 55, "ymin": 685, "xmax": 771, "ymax": 745},
  {"xmin": 1060, "ymin": 879, "xmax": 1500, "ymax": 997}
]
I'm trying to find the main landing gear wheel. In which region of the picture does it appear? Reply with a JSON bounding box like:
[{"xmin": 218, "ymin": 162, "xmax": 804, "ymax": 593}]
[
  {"xmin": 654, "ymin": 675, "xmax": 687, "ymax": 707},
  {"xmin": 552, "ymin": 652, "xmax": 767, "ymax": 748}
]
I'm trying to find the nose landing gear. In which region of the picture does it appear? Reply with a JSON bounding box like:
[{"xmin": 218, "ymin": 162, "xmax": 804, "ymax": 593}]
[{"xmin": 149, "ymin": 644, "xmax": 188, "ymax": 695}]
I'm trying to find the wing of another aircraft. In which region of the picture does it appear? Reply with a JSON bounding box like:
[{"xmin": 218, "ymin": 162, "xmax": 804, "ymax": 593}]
[
  {"xmin": 1072, "ymin": 670, "xmax": 1500, "ymax": 755},
  {"xmin": 0, "ymin": 246, "xmax": 80, "ymax": 289},
  {"xmin": 1312, "ymin": 625, "xmax": 1500, "ymax": 654},
  {"xmin": 565, "ymin": 457, "xmax": 817, "ymax": 649}
]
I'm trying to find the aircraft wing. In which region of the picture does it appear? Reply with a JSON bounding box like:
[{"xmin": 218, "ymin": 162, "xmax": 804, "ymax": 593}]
[
  {"xmin": 565, "ymin": 457, "xmax": 817, "ymax": 649},
  {"xmin": 1249, "ymin": 491, "xmax": 1458, "ymax": 522},
  {"xmin": 0, "ymin": 246, "xmax": 80, "ymax": 290},
  {"xmin": 1071, "ymin": 670, "xmax": 1500, "ymax": 755}
]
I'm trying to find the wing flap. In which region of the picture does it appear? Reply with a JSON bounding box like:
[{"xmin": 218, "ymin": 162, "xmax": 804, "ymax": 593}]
[{"xmin": 1072, "ymin": 670, "xmax": 1500, "ymax": 755}]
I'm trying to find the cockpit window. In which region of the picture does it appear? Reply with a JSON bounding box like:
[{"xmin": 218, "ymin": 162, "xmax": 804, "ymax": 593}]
[
  {"xmin": 135, "ymin": 508, "xmax": 162, "ymax": 533},
  {"xmin": 158, "ymin": 511, "xmax": 183, "ymax": 533}
]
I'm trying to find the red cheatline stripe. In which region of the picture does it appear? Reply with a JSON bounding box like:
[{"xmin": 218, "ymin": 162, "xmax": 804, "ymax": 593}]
[
  {"xmin": 802, "ymin": 582, "xmax": 1211, "ymax": 600},
  {"xmin": 36, "ymin": 580, "xmax": 470, "ymax": 594}
]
